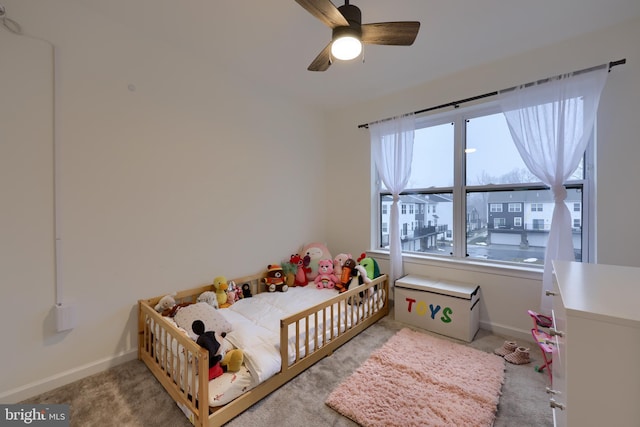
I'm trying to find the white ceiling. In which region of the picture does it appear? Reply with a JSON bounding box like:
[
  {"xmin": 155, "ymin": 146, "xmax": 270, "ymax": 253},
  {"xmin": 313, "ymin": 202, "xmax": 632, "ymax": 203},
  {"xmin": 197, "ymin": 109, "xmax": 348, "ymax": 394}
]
[{"xmin": 79, "ymin": 0, "xmax": 640, "ymax": 110}]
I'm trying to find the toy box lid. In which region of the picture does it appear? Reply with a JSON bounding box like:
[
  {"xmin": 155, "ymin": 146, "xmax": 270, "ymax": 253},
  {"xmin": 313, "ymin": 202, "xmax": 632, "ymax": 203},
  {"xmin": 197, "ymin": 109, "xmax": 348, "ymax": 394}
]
[{"xmin": 395, "ymin": 275, "xmax": 479, "ymax": 300}]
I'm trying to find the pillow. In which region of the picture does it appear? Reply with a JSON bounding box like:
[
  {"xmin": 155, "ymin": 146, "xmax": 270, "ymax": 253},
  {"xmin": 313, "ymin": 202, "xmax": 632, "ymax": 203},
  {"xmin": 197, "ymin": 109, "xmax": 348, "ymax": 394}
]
[
  {"xmin": 299, "ymin": 242, "xmax": 332, "ymax": 280},
  {"xmin": 174, "ymin": 302, "xmax": 233, "ymax": 341}
]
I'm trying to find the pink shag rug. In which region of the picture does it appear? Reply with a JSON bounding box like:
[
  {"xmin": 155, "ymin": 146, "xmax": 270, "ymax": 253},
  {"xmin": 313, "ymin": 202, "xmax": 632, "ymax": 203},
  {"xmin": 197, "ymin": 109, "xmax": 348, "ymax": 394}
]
[{"xmin": 326, "ymin": 328, "xmax": 505, "ymax": 427}]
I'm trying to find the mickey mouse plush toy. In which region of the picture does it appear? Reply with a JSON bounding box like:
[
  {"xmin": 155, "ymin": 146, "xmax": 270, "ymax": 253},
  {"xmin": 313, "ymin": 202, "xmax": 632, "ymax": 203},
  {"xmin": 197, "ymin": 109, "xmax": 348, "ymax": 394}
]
[{"xmin": 192, "ymin": 320, "xmax": 224, "ymax": 380}]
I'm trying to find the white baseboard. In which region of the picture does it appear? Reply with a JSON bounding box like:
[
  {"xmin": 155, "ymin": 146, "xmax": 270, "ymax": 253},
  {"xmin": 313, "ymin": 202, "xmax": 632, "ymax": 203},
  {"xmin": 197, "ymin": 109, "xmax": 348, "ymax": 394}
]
[
  {"xmin": 0, "ymin": 349, "xmax": 138, "ymax": 404},
  {"xmin": 479, "ymin": 319, "xmax": 534, "ymax": 345}
]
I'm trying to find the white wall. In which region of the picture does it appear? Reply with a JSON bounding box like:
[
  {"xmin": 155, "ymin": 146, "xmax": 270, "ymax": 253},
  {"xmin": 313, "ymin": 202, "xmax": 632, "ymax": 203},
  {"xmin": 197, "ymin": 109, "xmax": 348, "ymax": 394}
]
[
  {"xmin": 326, "ymin": 17, "xmax": 640, "ymax": 339},
  {"xmin": 0, "ymin": 1, "xmax": 328, "ymax": 401}
]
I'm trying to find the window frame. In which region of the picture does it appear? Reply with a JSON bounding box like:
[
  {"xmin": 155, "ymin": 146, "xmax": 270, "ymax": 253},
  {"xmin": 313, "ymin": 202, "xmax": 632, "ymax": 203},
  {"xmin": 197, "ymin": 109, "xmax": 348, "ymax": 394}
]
[{"xmin": 373, "ymin": 100, "xmax": 595, "ymax": 269}]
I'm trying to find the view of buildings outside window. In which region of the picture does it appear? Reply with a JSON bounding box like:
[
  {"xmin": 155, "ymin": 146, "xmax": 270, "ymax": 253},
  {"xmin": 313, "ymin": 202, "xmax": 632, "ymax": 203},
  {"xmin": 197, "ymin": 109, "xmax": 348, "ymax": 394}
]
[{"xmin": 378, "ymin": 110, "xmax": 588, "ymax": 266}]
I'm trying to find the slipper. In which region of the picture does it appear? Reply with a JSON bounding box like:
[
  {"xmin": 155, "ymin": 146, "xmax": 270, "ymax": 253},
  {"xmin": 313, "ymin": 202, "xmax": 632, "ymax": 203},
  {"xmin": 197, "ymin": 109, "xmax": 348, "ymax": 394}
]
[
  {"xmin": 494, "ymin": 340, "xmax": 518, "ymax": 357},
  {"xmin": 504, "ymin": 347, "xmax": 531, "ymax": 365}
]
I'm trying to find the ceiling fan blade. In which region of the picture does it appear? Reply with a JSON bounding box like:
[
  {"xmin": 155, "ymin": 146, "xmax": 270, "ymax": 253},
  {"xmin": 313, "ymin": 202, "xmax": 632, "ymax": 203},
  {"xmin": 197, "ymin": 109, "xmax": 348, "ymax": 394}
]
[
  {"xmin": 361, "ymin": 22, "xmax": 421, "ymax": 45},
  {"xmin": 295, "ymin": 0, "xmax": 349, "ymax": 28},
  {"xmin": 307, "ymin": 42, "xmax": 333, "ymax": 71}
]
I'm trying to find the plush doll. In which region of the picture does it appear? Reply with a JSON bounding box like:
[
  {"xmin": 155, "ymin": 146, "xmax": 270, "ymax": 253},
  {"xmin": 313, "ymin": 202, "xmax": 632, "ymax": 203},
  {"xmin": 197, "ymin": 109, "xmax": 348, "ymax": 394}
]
[
  {"xmin": 225, "ymin": 280, "xmax": 241, "ymax": 304},
  {"xmin": 314, "ymin": 259, "xmax": 339, "ymax": 289},
  {"xmin": 302, "ymin": 253, "xmax": 312, "ymax": 278},
  {"xmin": 213, "ymin": 276, "xmax": 231, "ymax": 308},
  {"xmin": 192, "ymin": 320, "xmax": 245, "ymax": 380},
  {"xmin": 335, "ymin": 258, "xmax": 357, "ymax": 293},
  {"xmin": 354, "ymin": 253, "xmax": 382, "ymax": 298},
  {"xmin": 226, "ymin": 282, "xmax": 236, "ymax": 306},
  {"xmin": 154, "ymin": 294, "xmax": 176, "ymax": 313},
  {"xmin": 197, "ymin": 291, "xmax": 219, "ymax": 309},
  {"xmin": 241, "ymin": 282, "xmax": 252, "ymax": 298},
  {"xmin": 220, "ymin": 347, "xmax": 244, "ymax": 373},
  {"xmin": 155, "ymin": 294, "xmax": 191, "ymax": 317},
  {"xmin": 192, "ymin": 320, "xmax": 224, "ymax": 380},
  {"xmin": 333, "ymin": 253, "xmax": 352, "ymax": 278},
  {"xmin": 358, "ymin": 254, "xmax": 381, "ymax": 282},
  {"xmin": 299, "ymin": 242, "xmax": 332, "ymax": 281},
  {"xmin": 230, "ymin": 280, "xmax": 243, "ymax": 302},
  {"xmin": 263, "ymin": 264, "xmax": 288, "ymax": 292},
  {"xmin": 290, "ymin": 254, "xmax": 309, "ymax": 286}
]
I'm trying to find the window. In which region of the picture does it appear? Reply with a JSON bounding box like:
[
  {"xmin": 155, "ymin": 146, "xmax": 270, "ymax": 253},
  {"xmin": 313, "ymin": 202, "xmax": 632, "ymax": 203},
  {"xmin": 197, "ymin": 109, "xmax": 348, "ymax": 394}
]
[
  {"xmin": 377, "ymin": 103, "xmax": 593, "ymax": 267},
  {"xmin": 494, "ymin": 218, "xmax": 506, "ymax": 228},
  {"xmin": 508, "ymin": 203, "xmax": 522, "ymax": 212}
]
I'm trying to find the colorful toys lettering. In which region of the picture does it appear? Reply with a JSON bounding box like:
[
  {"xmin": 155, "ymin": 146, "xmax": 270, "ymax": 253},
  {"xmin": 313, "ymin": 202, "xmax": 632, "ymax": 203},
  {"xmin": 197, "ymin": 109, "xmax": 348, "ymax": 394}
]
[{"xmin": 405, "ymin": 297, "xmax": 453, "ymax": 323}]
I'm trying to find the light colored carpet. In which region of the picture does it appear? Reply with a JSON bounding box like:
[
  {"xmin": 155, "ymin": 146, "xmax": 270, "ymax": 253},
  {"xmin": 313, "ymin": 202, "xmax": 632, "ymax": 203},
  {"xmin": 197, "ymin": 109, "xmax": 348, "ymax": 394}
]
[
  {"xmin": 326, "ymin": 328, "xmax": 505, "ymax": 427},
  {"xmin": 22, "ymin": 310, "xmax": 553, "ymax": 427}
]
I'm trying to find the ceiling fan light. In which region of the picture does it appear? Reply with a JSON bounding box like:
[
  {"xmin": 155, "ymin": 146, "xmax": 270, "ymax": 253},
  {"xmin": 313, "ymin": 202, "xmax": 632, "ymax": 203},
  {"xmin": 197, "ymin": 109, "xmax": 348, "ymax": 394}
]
[{"xmin": 331, "ymin": 35, "xmax": 362, "ymax": 60}]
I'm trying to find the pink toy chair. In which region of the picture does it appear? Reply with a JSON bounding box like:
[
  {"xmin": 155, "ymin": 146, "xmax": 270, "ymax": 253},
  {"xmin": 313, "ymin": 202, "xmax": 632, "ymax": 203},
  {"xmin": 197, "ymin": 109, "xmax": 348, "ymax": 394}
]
[{"xmin": 527, "ymin": 309, "xmax": 554, "ymax": 384}]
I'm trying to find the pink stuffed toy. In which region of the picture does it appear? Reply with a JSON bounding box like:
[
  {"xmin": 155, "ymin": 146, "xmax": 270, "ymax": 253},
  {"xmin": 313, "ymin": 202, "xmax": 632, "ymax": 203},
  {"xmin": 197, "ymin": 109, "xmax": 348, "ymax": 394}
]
[
  {"xmin": 333, "ymin": 253, "xmax": 352, "ymax": 278},
  {"xmin": 315, "ymin": 259, "xmax": 339, "ymax": 289},
  {"xmin": 290, "ymin": 254, "xmax": 309, "ymax": 286}
]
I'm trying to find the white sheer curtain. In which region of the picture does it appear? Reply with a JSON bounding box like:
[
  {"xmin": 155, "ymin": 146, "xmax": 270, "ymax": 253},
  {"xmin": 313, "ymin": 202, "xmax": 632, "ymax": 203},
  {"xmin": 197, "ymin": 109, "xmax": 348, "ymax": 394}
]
[
  {"xmin": 498, "ymin": 67, "xmax": 608, "ymax": 313},
  {"xmin": 370, "ymin": 113, "xmax": 416, "ymax": 284}
]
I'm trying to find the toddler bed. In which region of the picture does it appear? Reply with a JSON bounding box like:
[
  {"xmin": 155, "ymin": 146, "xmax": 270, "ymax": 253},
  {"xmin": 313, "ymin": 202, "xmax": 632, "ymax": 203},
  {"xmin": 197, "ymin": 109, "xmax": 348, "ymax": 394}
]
[{"xmin": 138, "ymin": 272, "xmax": 389, "ymax": 426}]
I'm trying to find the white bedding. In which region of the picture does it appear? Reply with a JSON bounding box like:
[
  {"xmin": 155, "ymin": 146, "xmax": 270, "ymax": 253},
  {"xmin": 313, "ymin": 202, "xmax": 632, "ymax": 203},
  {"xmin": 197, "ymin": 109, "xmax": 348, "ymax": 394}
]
[
  {"xmin": 150, "ymin": 284, "xmax": 384, "ymax": 406},
  {"xmin": 221, "ymin": 286, "xmax": 338, "ymax": 383},
  {"xmin": 221, "ymin": 285, "xmax": 385, "ymax": 384}
]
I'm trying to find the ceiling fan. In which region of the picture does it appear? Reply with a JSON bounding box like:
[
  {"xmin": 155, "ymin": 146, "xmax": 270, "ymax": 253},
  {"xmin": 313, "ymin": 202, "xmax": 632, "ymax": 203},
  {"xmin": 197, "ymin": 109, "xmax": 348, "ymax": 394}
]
[{"xmin": 295, "ymin": 0, "xmax": 420, "ymax": 71}]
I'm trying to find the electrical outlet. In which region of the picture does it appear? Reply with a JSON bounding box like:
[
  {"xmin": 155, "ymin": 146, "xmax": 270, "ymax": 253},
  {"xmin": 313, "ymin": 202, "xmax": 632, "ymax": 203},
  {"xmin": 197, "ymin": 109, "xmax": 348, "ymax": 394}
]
[{"xmin": 55, "ymin": 303, "xmax": 77, "ymax": 332}]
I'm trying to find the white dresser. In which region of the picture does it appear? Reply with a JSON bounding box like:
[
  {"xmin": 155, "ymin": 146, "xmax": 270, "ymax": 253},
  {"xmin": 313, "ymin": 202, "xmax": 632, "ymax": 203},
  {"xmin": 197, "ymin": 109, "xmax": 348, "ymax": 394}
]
[{"xmin": 550, "ymin": 261, "xmax": 640, "ymax": 427}]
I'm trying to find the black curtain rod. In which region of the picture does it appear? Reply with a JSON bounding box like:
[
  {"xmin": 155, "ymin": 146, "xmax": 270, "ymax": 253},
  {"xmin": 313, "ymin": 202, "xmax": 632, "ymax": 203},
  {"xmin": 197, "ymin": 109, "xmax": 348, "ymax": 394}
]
[{"xmin": 358, "ymin": 58, "xmax": 626, "ymax": 129}]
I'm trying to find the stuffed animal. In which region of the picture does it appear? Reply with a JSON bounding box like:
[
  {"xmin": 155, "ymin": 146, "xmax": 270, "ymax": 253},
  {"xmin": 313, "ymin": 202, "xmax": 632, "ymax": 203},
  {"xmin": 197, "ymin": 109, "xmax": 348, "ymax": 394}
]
[
  {"xmin": 192, "ymin": 320, "xmax": 224, "ymax": 380},
  {"xmin": 299, "ymin": 242, "xmax": 332, "ymax": 281},
  {"xmin": 335, "ymin": 258, "xmax": 357, "ymax": 293},
  {"xmin": 226, "ymin": 286, "xmax": 235, "ymax": 306},
  {"xmin": 281, "ymin": 261, "xmax": 297, "ymax": 287},
  {"xmin": 155, "ymin": 294, "xmax": 190, "ymax": 317},
  {"xmin": 229, "ymin": 280, "xmax": 243, "ymax": 302},
  {"xmin": 213, "ymin": 276, "xmax": 231, "ymax": 308},
  {"xmin": 197, "ymin": 291, "xmax": 219, "ymax": 309},
  {"xmin": 192, "ymin": 320, "xmax": 244, "ymax": 379},
  {"xmin": 154, "ymin": 294, "xmax": 176, "ymax": 313},
  {"xmin": 263, "ymin": 264, "xmax": 288, "ymax": 292},
  {"xmin": 220, "ymin": 348, "xmax": 244, "ymax": 373},
  {"xmin": 290, "ymin": 254, "xmax": 309, "ymax": 286},
  {"xmin": 303, "ymin": 253, "xmax": 312, "ymax": 277},
  {"xmin": 314, "ymin": 259, "xmax": 339, "ymax": 289},
  {"xmin": 354, "ymin": 253, "xmax": 381, "ymax": 299},
  {"xmin": 333, "ymin": 253, "xmax": 352, "ymax": 278},
  {"xmin": 358, "ymin": 254, "xmax": 381, "ymax": 282},
  {"xmin": 241, "ymin": 283, "xmax": 252, "ymax": 298}
]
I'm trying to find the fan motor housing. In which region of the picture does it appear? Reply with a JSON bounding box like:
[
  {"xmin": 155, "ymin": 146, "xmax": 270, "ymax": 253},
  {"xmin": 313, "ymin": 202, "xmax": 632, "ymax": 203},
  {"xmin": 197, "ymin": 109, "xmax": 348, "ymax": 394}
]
[
  {"xmin": 334, "ymin": 4, "xmax": 362, "ymax": 40},
  {"xmin": 337, "ymin": 4, "xmax": 362, "ymax": 27}
]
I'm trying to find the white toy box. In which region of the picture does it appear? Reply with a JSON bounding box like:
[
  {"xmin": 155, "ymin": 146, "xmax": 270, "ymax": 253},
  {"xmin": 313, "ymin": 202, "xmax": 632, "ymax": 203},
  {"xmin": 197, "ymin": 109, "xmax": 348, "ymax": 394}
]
[{"xmin": 394, "ymin": 275, "xmax": 480, "ymax": 342}]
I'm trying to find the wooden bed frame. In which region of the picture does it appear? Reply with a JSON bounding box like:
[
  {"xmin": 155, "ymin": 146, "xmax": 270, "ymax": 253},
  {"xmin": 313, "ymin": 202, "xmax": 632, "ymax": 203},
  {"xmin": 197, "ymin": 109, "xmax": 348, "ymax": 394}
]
[{"xmin": 138, "ymin": 273, "xmax": 389, "ymax": 426}]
